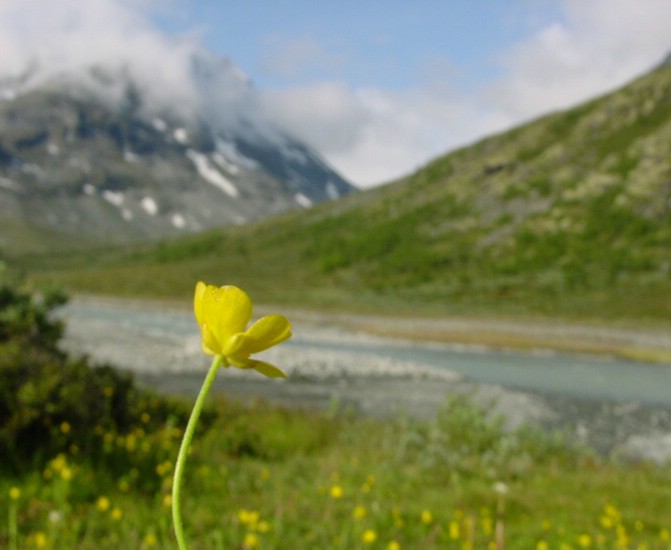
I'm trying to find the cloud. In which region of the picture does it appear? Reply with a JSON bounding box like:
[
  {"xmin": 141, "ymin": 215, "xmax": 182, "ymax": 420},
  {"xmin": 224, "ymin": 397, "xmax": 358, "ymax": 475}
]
[
  {"xmin": 261, "ymin": 0, "xmax": 671, "ymax": 187},
  {"xmin": 485, "ymin": 0, "xmax": 671, "ymax": 119},
  {"xmin": 0, "ymin": 0, "xmax": 252, "ymax": 122}
]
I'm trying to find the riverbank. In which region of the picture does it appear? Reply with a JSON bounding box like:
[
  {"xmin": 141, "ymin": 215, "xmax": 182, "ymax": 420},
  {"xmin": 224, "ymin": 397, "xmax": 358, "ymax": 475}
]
[{"xmin": 60, "ymin": 295, "xmax": 671, "ymax": 463}]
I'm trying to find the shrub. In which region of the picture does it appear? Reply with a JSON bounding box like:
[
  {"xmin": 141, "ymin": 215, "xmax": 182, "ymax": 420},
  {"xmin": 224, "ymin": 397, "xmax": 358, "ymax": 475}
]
[{"xmin": 0, "ymin": 260, "xmax": 191, "ymax": 477}]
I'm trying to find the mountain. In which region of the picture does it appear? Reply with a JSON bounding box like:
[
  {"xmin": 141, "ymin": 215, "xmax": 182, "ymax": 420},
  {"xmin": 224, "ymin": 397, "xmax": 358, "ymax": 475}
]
[
  {"xmin": 0, "ymin": 57, "xmax": 355, "ymax": 253},
  {"xmin": 22, "ymin": 59, "xmax": 671, "ymax": 320}
]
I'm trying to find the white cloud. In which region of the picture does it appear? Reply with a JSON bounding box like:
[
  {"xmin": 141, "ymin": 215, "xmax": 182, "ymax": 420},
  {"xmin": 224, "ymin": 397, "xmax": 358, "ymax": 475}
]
[
  {"xmin": 487, "ymin": 0, "xmax": 671, "ymax": 119},
  {"xmin": 261, "ymin": 0, "xmax": 671, "ymax": 187},
  {"xmin": 0, "ymin": 0, "xmax": 250, "ymax": 122}
]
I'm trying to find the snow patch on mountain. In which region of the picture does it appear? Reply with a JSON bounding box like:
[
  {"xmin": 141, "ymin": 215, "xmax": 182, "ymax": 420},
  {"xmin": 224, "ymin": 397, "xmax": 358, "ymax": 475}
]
[
  {"xmin": 215, "ymin": 139, "xmax": 258, "ymax": 170},
  {"xmin": 102, "ymin": 190, "xmax": 124, "ymax": 207},
  {"xmin": 295, "ymin": 193, "xmax": 313, "ymax": 208},
  {"xmin": 140, "ymin": 196, "xmax": 158, "ymax": 216},
  {"xmin": 171, "ymin": 213, "xmax": 186, "ymax": 229},
  {"xmin": 174, "ymin": 128, "xmax": 189, "ymax": 144},
  {"xmin": 186, "ymin": 149, "xmax": 239, "ymax": 198}
]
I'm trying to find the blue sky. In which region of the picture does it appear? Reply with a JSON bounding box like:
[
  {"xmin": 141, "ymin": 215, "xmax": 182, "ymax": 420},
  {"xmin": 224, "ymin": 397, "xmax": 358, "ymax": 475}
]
[
  {"xmin": 1, "ymin": 0, "xmax": 669, "ymax": 187},
  {"xmin": 152, "ymin": 1, "xmax": 563, "ymax": 91}
]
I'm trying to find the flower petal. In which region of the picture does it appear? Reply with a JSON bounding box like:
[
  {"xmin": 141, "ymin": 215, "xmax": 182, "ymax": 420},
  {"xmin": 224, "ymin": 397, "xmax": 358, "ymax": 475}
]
[
  {"xmin": 199, "ymin": 324, "xmax": 220, "ymax": 355},
  {"xmin": 229, "ymin": 356, "xmax": 287, "ymax": 378},
  {"xmin": 228, "ymin": 315, "xmax": 292, "ymax": 355},
  {"xmin": 201, "ymin": 285, "xmax": 252, "ymax": 345},
  {"xmin": 194, "ymin": 281, "xmax": 208, "ymax": 326}
]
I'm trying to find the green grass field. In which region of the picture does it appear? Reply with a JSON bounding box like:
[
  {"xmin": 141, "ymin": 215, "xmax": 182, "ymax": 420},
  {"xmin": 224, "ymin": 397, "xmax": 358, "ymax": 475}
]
[
  {"xmin": 3, "ymin": 396, "xmax": 671, "ymax": 550},
  {"xmin": 3, "ymin": 255, "xmax": 671, "ymax": 549}
]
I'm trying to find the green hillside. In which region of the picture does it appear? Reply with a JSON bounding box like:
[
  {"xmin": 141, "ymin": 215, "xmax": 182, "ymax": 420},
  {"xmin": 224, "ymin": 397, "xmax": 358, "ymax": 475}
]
[{"xmin": 17, "ymin": 63, "xmax": 671, "ymax": 321}]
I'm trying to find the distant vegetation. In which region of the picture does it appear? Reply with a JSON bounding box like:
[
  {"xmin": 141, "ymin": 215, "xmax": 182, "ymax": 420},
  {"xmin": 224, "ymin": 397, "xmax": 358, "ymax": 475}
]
[{"xmin": 14, "ymin": 63, "xmax": 671, "ymax": 322}]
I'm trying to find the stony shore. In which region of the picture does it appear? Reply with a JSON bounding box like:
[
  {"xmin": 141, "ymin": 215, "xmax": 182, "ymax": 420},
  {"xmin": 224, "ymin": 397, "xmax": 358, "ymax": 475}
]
[{"xmin": 60, "ymin": 297, "xmax": 671, "ymax": 464}]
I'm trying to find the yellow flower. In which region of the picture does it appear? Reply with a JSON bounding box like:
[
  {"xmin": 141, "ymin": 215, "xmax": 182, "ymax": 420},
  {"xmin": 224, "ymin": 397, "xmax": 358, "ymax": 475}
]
[
  {"xmin": 111, "ymin": 507, "xmax": 123, "ymax": 521},
  {"xmin": 194, "ymin": 282, "xmax": 291, "ymax": 378},
  {"xmin": 421, "ymin": 509, "xmax": 433, "ymax": 525},
  {"xmin": 577, "ymin": 533, "xmax": 592, "ymax": 547},
  {"xmin": 238, "ymin": 509, "xmax": 260, "ymax": 526},
  {"xmin": 353, "ymin": 505, "xmax": 367, "ymax": 519},
  {"xmin": 243, "ymin": 532, "xmax": 260, "ymax": 549},
  {"xmin": 9, "ymin": 487, "xmax": 21, "ymax": 500},
  {"xmin": 329, "ymin": 485, "xmax": 344, "ymax": 499},
  {"xmin": 449, "ymin": 520, "xmax": 460, "ymax": 540},
  {"xmin": 32, "ymin": 531, "xmax": 48, "ymax": 548},
  {"xmin": 387, "ymin": 542, "xmax": 401, "ymax": 550},
  {"xmin": 96, "ymin": 496, "xmax": 111, "ymax": 512},
  {"xmin": 362, "ymin": 530, "xmax": 377, "ymax": 544},
  {"xmin": 142, "ymin": 533, "xmax": 158, "ymax": 548}
]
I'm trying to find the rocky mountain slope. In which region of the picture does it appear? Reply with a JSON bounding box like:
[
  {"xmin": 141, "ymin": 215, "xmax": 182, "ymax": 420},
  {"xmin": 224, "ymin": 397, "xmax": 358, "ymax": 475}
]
[
  {"xmin": 0, "ymin": 60, "xmax": 354, "ymax": 252},
  {"xmin": 20, "ymin": 57, "xmax": 671, "ymax": 320}
]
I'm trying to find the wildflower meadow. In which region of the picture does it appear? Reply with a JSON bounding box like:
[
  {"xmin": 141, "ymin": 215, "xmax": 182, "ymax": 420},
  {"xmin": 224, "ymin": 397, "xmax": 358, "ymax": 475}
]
[{"xmin": 2, "ymin": 270, "xmax": 671, "ymax": 549}]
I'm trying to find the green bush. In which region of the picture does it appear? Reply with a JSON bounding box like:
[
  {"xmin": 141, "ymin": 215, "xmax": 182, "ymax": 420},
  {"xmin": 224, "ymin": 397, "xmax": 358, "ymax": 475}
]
[{"xmin": 0, "ymin": 261, "xmax": 191, "ymax": 478}]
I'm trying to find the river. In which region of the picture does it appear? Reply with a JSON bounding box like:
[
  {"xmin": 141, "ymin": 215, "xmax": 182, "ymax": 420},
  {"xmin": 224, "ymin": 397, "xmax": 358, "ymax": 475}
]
[
  {"xmin": 59, "ymin": 297, "xmax": 671, "ymax": 404},
  {"xmin": 58, "ymin": 297, "xmax": 671, "ymax": 461}
]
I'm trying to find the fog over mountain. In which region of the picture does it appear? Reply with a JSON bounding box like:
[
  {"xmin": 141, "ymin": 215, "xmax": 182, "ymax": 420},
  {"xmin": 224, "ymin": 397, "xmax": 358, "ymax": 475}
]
[
  {"xmin": 0, "ymin": 2, "xmax": 358, "ymax": 250},
  {"xmin": 0, "ymin": 1, "xmax": 288, "ymax": 148}
]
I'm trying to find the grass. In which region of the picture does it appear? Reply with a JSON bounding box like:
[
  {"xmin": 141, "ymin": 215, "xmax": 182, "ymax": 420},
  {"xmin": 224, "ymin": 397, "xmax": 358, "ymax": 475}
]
[{"xmin": 2, "ymin": 395, "xmax": 671, "ymax": 549}]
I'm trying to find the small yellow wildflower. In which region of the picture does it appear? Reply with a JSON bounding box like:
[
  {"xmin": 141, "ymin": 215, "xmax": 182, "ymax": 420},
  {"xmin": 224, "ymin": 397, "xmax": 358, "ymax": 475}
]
[
  {"xmin": 143, "ymin": 533, "xmax": 158, "ymax": 548},
  {"xmin": 255, "ymin": 521, "xmax": 271, "ymax": 533},
  {"xmin": 541, "ymin": 519, "xmax": 551, "ymax": 531},
  {"xmin": 362, "ymin": 529, "xmax": 378, "ymax": 544},
  {"xmin": 353, "ymin": 505, "xmax": 367, "ymax": 519},
  {"xmin": 111, "ymin": 507, "xmax": 123, "ymax": 521},
  {"xmin": 660, "ymin": 528, "xmax": 670, "ymax": 542},
  {"xmin": 238, "ymin": 509, "xmax": 260, "ymax": 526},
  {"xmin": 421, "ymin": 509, "xmax": 433, "ymax": 524},
  {"xmin": 60, "ymin": 421, "xmax": 71, "ymax": 434},
  {"xmin": 60, "ymin": 466, "xmax": 73, "ymax": 481},
  {"xmin": 330, "ymin": 485, "xmax": 343, "ymax": 499},
  {"xmin": 387, "ymin": 541, "xmax": 401, "ymax": 550},
  {"xmin": 449, "ymin": 520, "xmax": 461, "ymax": 540},
  {"xmin": 194, "ymin": 282, "xmax": 292, "ymax": 377},
  {"xmin": 9, "ymin": 486, "xmax": 21, "ymax": 500},
  {"xmin": 243, "ymin": 532, "xmax": 260, "ymax": 549},
  {"xmin": 537, "ymin": 541, "xmax": 550, "ymax": 550},
  {"xmin": 32, "ymin": 531, "xmax": 48, "ymax": 549},
  {"xmin": 600, "ymin": 515, "xmax": 614, "ymax": 529},
  {"xmin": 392, "ymin": 507, "xmax": 405, "ymax": 528},
  {"xmin": 96, "ymin": 496, "xmax": 111, "ymax": 512},
  {"xmin": 577, "ymin": 533, "xmax": 592, "ymax": 547},
  {"xmin": 362, "ymin": 474, "xmax": 376, "ymax": 492}
]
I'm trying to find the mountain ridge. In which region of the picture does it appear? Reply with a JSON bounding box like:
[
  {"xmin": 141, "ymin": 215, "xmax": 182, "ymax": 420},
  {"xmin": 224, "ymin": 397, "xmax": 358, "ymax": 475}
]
[
  {"xmin": 0, "ymin": 58, "xmax": 355, "ymax": 252},
  {"xmin": 20, "ymin": 60, "xmax": 671, "ymax": 320}
]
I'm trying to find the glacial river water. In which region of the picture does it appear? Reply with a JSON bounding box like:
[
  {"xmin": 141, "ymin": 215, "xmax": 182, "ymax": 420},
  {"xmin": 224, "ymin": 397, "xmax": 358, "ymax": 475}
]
[{"xmin": 59, "ymin": 299, "xmax": 671, "ymax": 406}]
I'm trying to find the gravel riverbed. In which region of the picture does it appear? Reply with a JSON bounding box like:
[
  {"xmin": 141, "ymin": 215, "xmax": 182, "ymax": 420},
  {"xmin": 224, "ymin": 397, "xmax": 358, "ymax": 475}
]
[{"xmin": 60, "ymin": 297, "xmax": 671, "ymax": 464}]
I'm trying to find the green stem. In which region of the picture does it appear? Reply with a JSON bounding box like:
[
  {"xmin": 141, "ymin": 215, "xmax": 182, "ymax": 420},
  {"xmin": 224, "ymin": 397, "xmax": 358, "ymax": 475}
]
[
  {"xmin": 9, "ymin": 502, "xmax": 17, "ymax": 550},
  {"xmin": 172, "ymin": 355, "xmax": 224, "ymax": 550}
]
